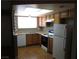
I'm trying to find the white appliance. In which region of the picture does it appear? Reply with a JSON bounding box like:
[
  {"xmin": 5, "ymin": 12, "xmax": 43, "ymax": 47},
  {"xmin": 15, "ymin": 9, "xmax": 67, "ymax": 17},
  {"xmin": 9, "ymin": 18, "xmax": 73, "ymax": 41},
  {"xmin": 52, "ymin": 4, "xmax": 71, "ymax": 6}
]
[
  {"xmin": 53, "ymin": 24, "xmax": 66, "ymax": 59},
  {"xmin": 17, "ymin": 34, "xmax": 26, "ymax": 47}
]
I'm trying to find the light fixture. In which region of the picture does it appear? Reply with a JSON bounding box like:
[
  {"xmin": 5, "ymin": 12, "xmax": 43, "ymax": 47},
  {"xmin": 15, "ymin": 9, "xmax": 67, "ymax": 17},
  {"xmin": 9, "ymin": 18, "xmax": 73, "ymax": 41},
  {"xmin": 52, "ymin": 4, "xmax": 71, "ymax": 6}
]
[
  {"xmin": 46, "ymin": 19, "xmax": 54, "ymax": 22},
  {"xmin": 15, "ymin": 7, "xmax": 53, "ymax": 16}
]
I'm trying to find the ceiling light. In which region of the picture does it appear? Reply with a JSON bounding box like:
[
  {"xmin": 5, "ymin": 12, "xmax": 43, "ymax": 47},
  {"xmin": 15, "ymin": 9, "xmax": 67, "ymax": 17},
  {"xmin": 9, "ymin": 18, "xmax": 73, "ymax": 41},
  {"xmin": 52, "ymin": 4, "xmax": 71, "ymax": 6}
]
[
  {"xmin": 46, "ymin": 19, "xmax": 54, "ymax": 22},
  {"xmin": 15, "ymin": 7, "xmax": 53, "ymax": 16}
]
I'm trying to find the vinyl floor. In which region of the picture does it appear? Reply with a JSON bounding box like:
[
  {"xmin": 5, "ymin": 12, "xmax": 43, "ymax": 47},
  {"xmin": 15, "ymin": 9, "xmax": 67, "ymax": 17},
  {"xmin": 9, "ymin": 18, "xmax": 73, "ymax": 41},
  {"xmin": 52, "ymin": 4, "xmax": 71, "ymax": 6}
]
[{"xmin": 18, "ymin": 45, "xmax": 53, "ymax": 59}]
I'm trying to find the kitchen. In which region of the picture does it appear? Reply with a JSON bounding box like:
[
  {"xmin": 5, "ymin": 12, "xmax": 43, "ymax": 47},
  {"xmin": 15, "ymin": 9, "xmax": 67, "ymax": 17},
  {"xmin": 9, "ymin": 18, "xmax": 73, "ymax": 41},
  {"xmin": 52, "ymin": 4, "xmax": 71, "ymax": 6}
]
[{"xmin": 13, "ymin": 4, "xmax": 75, "ymax": 59}]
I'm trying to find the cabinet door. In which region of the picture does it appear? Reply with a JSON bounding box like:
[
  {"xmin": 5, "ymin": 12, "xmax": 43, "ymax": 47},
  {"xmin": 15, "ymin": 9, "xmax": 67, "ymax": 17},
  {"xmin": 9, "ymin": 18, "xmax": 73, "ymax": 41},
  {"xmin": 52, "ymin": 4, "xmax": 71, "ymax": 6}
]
[
  {"xmin": 48, "ymin": 38, "xmax": 53, "ymax": 54},
  {"xmin": 60, "ymin": 12, "xmax": 68, "ymax": 18},
  {"xmin": 32, "ymin": 34, "xmax": 41, "ymax": 45},
  {"xmin": 26, "ymin": 34, "xmax": 33, "ymax": 45},
  {"xmin": 38, "ymin": 17, "xmax": 46, "ymax": 27},
  {"xmin": 68, "ymin": 9, "xmax": 75, "ymax": 18},
  {"xmin": 54, "ymin": 13, "xmax": 60, "ymax": 24}
]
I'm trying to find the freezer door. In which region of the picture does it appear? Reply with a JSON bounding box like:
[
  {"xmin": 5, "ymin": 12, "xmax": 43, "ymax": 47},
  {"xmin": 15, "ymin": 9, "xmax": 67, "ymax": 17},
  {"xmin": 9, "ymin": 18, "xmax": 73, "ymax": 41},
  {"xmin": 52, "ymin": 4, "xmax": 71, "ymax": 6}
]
[
  {"xmin": 53, "ymin": 36, "xmax": 66, "ymax": 59},
  {"xmin": 53, "ymin": 24, "xmax": 66, "ymax": 38}
]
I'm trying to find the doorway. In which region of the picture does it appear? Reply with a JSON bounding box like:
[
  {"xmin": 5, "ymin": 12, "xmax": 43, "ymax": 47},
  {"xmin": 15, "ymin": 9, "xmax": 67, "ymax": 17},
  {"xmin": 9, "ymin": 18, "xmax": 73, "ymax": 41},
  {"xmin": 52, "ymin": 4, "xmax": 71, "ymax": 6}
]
[{"xmin": 12, "ymin": 4, "xmax": 75, "ymax": 59}]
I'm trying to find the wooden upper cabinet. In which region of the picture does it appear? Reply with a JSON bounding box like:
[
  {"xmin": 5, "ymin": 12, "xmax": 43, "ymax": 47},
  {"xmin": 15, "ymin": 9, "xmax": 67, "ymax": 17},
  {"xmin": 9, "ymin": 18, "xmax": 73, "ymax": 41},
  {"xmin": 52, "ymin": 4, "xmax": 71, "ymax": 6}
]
[
  {"xmin": 53, "ymin": 8, "xmax": 75, "ymax": 24},
  {"xmin": 37, "ymin": 16, "xmax": 46, "ymax": 27},
  {"xmin": 60, "ymin": 11, "xmax": 68, "ymax": 18},
  {"xmin": 39, "ymin": 17, "xmax": 42, "ymax": 27},
  {"xmin": 68, "ymin": 9, "xmax": 75, "ymax": 18},
  {"xmin": 54, "ymin": 13, "xmax": 60, "ymax": 24},
  {"xmin": 60, "ymin": 9, "xmax": 75, "ymax": 18}
]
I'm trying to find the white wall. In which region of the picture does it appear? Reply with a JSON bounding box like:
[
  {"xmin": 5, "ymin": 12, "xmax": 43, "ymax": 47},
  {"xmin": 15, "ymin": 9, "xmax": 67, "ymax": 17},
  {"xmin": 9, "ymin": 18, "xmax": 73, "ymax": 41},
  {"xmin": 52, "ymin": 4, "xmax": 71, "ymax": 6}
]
[{"xmin": 18, "ymin": 28, "xmax": 38, "ymax": 34}]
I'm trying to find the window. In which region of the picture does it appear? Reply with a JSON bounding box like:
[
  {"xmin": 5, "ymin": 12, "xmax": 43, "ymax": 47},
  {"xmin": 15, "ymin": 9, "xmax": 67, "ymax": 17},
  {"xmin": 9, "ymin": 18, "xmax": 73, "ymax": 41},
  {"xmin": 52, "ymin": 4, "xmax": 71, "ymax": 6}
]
[{"xmin": 17, "ymin": 17, "xmax": 37, "ymax": 28}]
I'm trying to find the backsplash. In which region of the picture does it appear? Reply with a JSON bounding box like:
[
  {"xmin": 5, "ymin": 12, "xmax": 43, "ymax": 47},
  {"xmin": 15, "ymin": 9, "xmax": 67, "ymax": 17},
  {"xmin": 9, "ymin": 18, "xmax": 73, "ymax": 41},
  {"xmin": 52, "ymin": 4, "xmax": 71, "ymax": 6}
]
[
  {"xmin": 18, "ymin": 28, "xmax": 38, "ymax": 34},
  {"xmin": 18, "ymin": 26, "xmax": 53, "ymax": 34}
]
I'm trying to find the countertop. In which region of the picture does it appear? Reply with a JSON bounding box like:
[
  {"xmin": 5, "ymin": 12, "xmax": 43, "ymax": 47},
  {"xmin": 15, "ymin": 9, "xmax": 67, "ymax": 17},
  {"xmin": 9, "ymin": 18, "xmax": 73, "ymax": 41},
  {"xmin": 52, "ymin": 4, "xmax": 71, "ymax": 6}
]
[
  {"xmin": 36, "ymin": 32, "xmax": 54, "ymax": 39},
  {"xmin": 13, "ymin": 32, "xmax": 27, "ymax": 36},
  {"xmin": 13, "ymin": 32, "xmax": 55, "ymax": 39}
]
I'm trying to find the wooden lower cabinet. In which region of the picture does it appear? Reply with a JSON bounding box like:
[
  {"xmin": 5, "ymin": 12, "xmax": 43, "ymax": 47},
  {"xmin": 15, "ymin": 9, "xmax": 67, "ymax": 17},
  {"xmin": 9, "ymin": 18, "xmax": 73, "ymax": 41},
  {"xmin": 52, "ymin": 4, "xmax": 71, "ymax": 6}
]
[
  {"xmin": 26, "ymin": 34, "xmax": 32, "ymax": 45},
  {"xmin": 26, "ymin": 34, "xmax": 41, "ymax": 46},
  {"xmin": 47, "ymin": 37, "xmax": 53, "ymax": 54}
]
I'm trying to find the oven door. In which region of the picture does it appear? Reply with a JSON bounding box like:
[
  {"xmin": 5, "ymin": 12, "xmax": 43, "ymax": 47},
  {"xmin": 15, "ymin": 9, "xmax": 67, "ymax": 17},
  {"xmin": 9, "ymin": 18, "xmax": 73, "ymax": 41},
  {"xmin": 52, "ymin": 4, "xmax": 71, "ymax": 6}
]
[{"xmin": 41, "ymin": 36, "xmax": 48, "ymax": 47}]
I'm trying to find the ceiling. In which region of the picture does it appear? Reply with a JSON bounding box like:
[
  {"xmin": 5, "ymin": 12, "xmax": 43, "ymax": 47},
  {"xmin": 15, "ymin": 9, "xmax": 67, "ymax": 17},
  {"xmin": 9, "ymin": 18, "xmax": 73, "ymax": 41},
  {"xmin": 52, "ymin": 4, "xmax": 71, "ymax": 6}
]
[
  {"xmin": 34, "ymin": 4, "xmax": 75, "ymax": 10},
  {"xmin": 14, "ymin": 4, "xmax": 75, "ymax": 16}
]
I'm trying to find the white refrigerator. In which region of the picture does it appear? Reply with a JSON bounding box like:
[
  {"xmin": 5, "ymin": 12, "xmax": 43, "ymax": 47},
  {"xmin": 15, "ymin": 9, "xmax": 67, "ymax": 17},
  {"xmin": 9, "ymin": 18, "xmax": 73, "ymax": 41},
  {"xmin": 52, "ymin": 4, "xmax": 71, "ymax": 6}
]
[{"xmin": 53, "ymin": 24, "xmax": 66, "ymax": 59}]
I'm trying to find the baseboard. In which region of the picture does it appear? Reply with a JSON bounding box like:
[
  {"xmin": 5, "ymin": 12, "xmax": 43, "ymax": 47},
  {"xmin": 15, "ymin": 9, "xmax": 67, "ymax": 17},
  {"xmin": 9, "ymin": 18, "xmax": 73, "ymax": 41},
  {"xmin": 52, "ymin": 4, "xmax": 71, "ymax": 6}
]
[
  {"xmin": 18, "ymin": 46, "xmax": 26, "ymax": 48},
  {"xmin": 26, "ymin": 44, "xmax": 41, "ymax": 47}
]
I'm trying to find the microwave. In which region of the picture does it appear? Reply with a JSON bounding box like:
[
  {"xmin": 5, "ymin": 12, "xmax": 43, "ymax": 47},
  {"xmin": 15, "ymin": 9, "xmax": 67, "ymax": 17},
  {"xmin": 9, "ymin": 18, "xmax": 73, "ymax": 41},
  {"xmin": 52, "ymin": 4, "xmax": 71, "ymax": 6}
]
[{"xmin": 46, "ymin": 22, "xmax": 53, "ymax": 27}]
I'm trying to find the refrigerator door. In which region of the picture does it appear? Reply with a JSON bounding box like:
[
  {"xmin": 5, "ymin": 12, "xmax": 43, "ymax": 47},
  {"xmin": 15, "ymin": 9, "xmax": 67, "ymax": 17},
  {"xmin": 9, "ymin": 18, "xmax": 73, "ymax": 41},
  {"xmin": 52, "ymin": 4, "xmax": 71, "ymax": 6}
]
[
  {"xmin": 53, "ymin": 36, "xmax": 66, "ymax": 59},
  {"xmin": 53, "ymin": 24, "xmax": 66, "ymax": 38}
]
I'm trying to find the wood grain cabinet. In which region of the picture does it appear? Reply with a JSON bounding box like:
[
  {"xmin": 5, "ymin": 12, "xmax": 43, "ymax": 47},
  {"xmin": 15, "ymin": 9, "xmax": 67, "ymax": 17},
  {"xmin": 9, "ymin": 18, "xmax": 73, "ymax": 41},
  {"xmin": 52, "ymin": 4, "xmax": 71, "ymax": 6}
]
[
  {"xmin": 26, "ymin": 34, "xmax": 41, "ymax": 46},
  {"xmin": 68, "ymin": 9, "xmax": 75, "ymax": 18},
  {"xmin": 60, "ymin": 12, "xmax": 68, "ymax": 18},
  {"xmin": 54, "ymin": 13, "xmax": 60, "ymax": 24},
  {"xmin": 32, "ymin": 34, "xmax": 41, "ymax": 45},
  {"xmin": 47, "ymin": 37, "xmax": 53, "ymax": 54},
  {"xmin": 26, "ymin": 34, "xmax": 33, "ymax": 45}
]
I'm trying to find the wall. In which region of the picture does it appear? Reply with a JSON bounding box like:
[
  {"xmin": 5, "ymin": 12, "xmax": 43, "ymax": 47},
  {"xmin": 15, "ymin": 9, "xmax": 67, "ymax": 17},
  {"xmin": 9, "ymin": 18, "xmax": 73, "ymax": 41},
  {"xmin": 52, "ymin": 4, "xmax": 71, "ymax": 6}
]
[
  {"xmin": 1, "ymin": 1, "xmax": 16, "ymax": 58},
  {"xmin": 18, "ymin": 28, "xmax": 38, "ymax": 34}
]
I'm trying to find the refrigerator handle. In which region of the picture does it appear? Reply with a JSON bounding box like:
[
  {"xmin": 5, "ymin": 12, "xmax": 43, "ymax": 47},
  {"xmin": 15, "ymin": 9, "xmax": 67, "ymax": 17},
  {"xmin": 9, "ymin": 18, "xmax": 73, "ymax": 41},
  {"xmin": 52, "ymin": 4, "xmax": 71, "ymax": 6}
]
[
  {"xmin": 64, "ymin": 26, "xmax": 66, "ymax": 37},
  {"xmin": 63, "ymin": 39, "xmax": 65, "ymax": 48}
]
